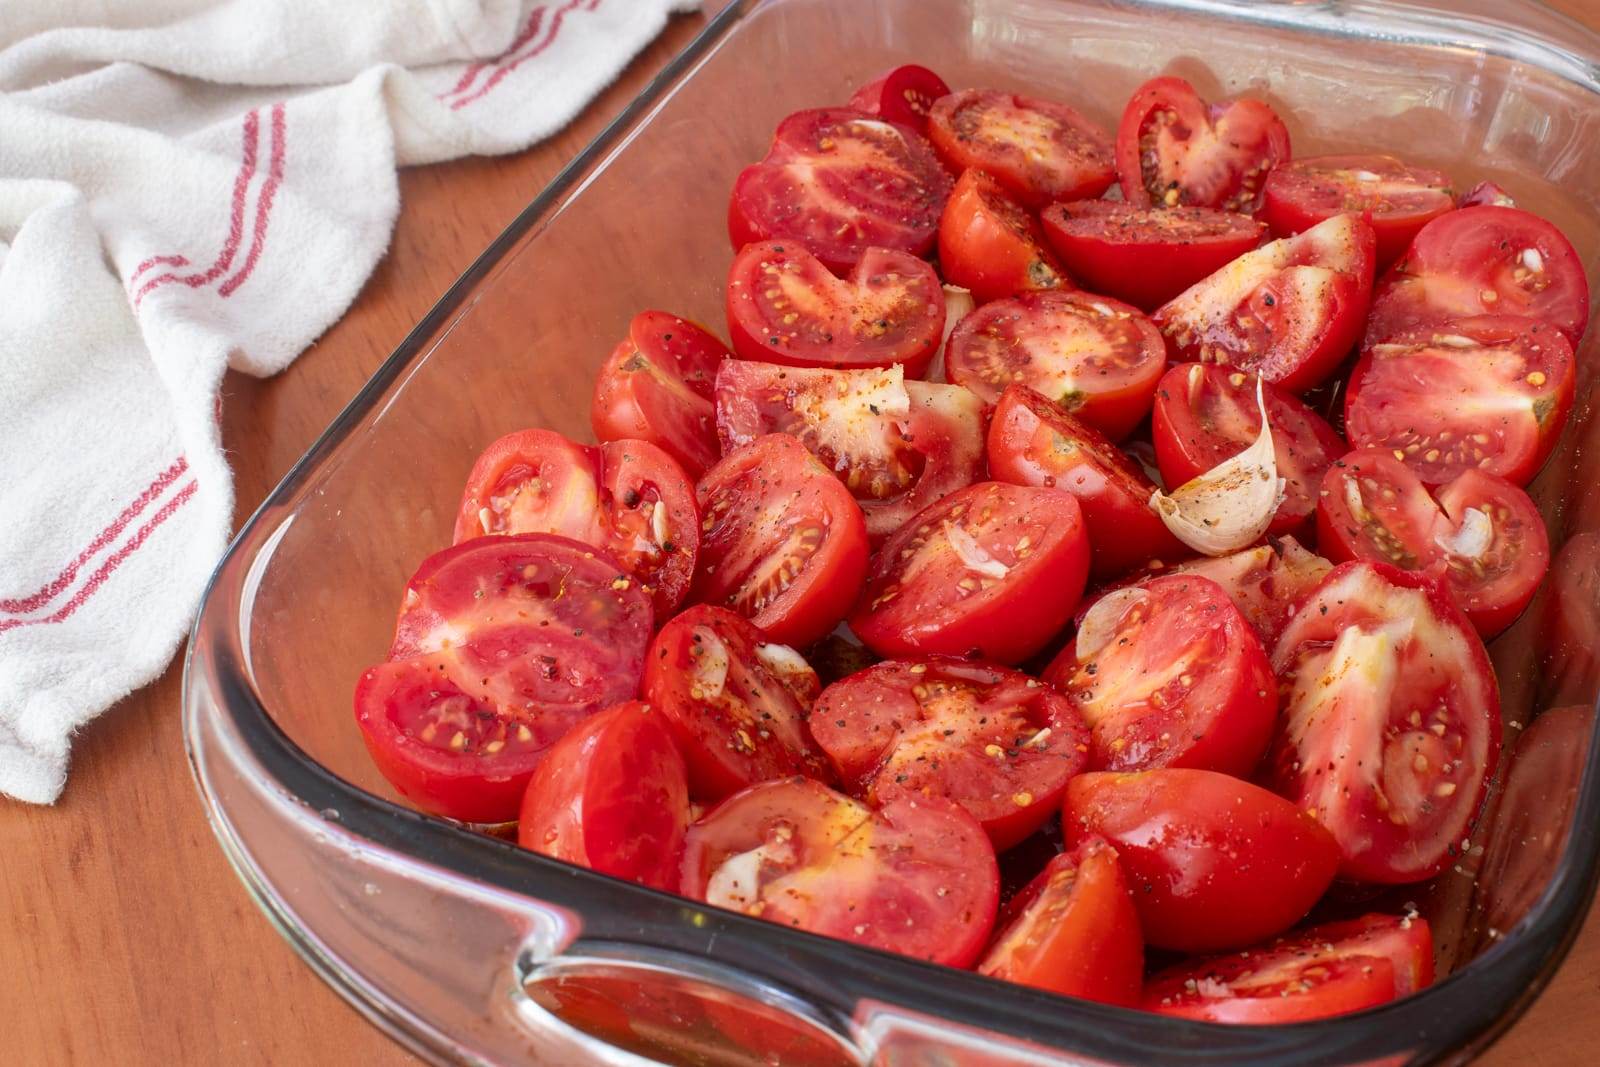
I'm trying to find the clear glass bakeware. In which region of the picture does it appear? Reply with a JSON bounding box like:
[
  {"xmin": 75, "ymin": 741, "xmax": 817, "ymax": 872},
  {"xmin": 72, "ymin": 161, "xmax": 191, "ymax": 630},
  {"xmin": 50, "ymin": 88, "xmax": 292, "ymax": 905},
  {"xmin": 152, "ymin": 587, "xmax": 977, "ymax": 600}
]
[{"xmin": 184, "ymin": 0, "xmax": 1600, "ymax": 1062}]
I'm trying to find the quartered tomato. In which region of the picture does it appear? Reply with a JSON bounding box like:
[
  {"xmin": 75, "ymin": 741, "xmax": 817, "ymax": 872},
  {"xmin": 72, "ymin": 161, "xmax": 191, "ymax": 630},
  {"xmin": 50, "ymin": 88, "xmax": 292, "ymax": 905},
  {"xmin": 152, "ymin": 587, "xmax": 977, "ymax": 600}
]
[
  {"xmin": 591, "ymin": 310, "xmax": 728, "ymax": 477},
  {"xmin": 452, "ymin": 430, "xmax": 698, "ymax": 616},
  {"xmin": 986, "ymin": 385, "xmax": 1182, "ymax": 578},
  {"xmin": 849, "ymin": 481, "xmax": 1090, "ymax": 664},
  {"xmin": 726, "ymin": 241, "xmax": 945, "ymax": 377},
  {"xmin": 1317, "ymin": 448, "xmax": 1549, "ymax": 637},
  {"xmin": 693, "ymin": 434, "xmax": 869, "ymax": 648},
  {"xmin": 1114, "ymin": 76, "xmax": 1290, "ymax": 214},
  {"xmin": 977, "ymin": 837, "xmax": 1143, "ymax": 1005},
  {"xmin": 1344, "ymin": 316, "xmax": 1575, "ymax": 487},
  {"xmin": 1151, "ymin": 362, "xmax": 1346, "ymax": 535},
  {"xmin": 927, "ymin": 89, "xmax": 1115, "ymax": 208},
  {"xmin": 1062, "ymin": 769, "xmax": 1339, "ymax": 952},
  {"xmin": 516, "ymin": 701, "xmax": 690, "ymax": 890},
  {"xmin": 1261, "ymin": 154, "xmax": 1454, "ymax": 268},
  {"xmin": 946, "ymin": 291, "xmax": 1166, "ymax": 440},
  {"xmin": 848, "ymin": 65, "xmax": 952, "ymax": 136},
  {"xmin": 681, "ymin": 777, "xmax": 999, "ymax": 967},
  {"xmin": 729, "ymin": 108, "xmax": 952, "ymax": 272},
  {"xmin": 1268, "ymin": 561, "xmax": 1502, "ymax": 884},
  {"xmin": 809, "ymin": 658, "xmax": 1091, "ymax": 850},
  {"xmin": 1043, "ymin": 574, "xmax": 1276, "ymax": 777},
  {"xmin": 643, "ymin": 605, "xmax": 832, "ymax": 801},
  {"xmin": 1153, "ymin": 212, "xmax": 1376, "ymax": 393},
  {"xmin": 1039, "ymin": 200, "xmax": 1266, "ymax": 312},
  {"xmin": 937, "ymin": 168, "xmax": 1069, "ymax": 304},
  {"xmin": 714, "ymin": 361, "xmax": 985, "ymax": 542}
]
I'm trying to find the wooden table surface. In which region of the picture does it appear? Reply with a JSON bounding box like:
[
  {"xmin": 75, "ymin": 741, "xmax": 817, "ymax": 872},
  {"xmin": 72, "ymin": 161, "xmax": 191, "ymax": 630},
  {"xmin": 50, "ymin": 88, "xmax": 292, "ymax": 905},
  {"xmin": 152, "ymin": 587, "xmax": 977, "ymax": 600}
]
[{"xmin": 6, "ymin": 5, "xmax": 1600, "ymax": 1064}]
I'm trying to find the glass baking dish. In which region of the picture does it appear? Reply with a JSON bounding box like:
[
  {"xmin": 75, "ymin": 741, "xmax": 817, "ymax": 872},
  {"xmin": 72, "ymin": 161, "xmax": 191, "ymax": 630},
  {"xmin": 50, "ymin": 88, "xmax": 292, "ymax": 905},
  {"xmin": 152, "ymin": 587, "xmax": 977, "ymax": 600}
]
[{"xmin": 183, "ymin": 0, "xmax": 1600, "ymax": 1062}]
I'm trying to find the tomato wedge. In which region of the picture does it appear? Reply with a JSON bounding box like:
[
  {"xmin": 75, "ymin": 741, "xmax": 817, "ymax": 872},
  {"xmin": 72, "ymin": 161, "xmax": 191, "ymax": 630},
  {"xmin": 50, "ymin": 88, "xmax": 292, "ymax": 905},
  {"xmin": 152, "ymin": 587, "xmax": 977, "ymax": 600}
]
[
  {"xmin": 937, "ymin": 168, "xmax": 1069, "ymax": 304},
  {"xmin": 1043, "ymin": 574, "xmax": 1276, "ymax": 777},
  {"xmin": 809, "ymin": 658, "xmax": 1090, "ymax": 850},
  {"xmin": 927, "ymin": 89, "xmax": 1115, "ymax": 208},
  {"xmin": 1267, "ymin": 561, "xmax": 1502, "ymax": 884},
  {"xmin": 726, "ymin": 241, "xmax": 945, "ymax": 377},
  {"xmin": 591, "ymin": 310, "xmax": 728, "ymax": 477},
  {"xmin": 849, "ymin": 481, "xmax": 1090, "ymax": 664},
  {"xmin": 977, "ymin": 837, "xmax": 1143, "ymax": 1005},
  {"xmin": 516, "ymin": 701, "xmax": 690, "ymax": 890},
  {"xmin": 1261, "ymin": 154, "xmax": 1454, "ymax": 268},
  {"xmin": 1153, "ymin": 212, "xmax": 1376, "ymax": 392},
  {"xmin": 1115, "ymin": 75, "xmax": 1290, "ymax": 214},
  {"xmin": 714, "ymin": 361, "xmax": 985, "ymax": 542},
  {"xmin": 681, "ymin": 777, "xmax": 999, "ymax": 967},
  {"xmin": 729, "ymin": 108, "xmax": 952, "ymax": 272},
  {"xmin": 1460, "ymin": 180, "xmax": 1516, "ymax": 209},
  {"xmin": 1039, "ymin": 200, "xmax": 1266, "ymax": 312},
  {"xmin": 693, "ymin": 434, "xmax": 869, "ymax": 648},
  {"xmin": 946, "ymin": 291, "xmax": 1166, "ymax": 440},
  {"xmin": 848, "ymin": 65, "xmax": 952, "ymax": 136}
]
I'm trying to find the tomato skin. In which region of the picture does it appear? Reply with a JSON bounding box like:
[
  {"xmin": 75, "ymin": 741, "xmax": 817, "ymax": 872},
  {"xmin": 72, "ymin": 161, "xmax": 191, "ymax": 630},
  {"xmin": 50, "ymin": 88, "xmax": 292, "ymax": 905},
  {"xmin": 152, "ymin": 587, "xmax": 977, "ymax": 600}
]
[
  {"xmin": 848, "ymin": 65, "xmax": 952, "ymax": 136},
  {"xmin": 516, "ymin": 701, "xmax": 690, "ymax": 890},
  {"xmin": 937, "ymin": 169, "xmax": 1069, "ymax": 304},
  {"xmin": 1261, "ymin": 154, "xmax": 1455, "ymax": 268},
  {"xmin": 927, "ymin": 89, "xmax": 1116, "ymax": 208},
  {"xmin": 1040, "ymin": 200, "xmax": 1266, "ymax": 312},
  {"xmin": 1062, "ymin": 769, "xmax": 1339, "ymax": 952},
  {"xmin": 591, "ymin": 311, "xmax": 727, "ymax": 477},
  {"xmin": 977, "ymin": 837, "xmax": 1143, "ymax": 1005}
]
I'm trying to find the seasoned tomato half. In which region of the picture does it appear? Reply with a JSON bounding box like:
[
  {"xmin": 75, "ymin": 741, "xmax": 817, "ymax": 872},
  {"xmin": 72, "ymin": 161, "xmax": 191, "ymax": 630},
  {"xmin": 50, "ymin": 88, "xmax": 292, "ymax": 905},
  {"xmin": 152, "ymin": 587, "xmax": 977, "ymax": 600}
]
[
  {"xmin": 1261, "ymin": 154, "xmax": 1454, "ymax": 268},
  {"xmin": 938, "ymin": 168, "xmax": 1069, "ymax": 304},
  {"xmin": 927, "ymin": 89, "xmax": 1115, "ymax": 208},
  {"xmin": 848, "ymin": 64, "xmax": 952, "ymax": 135},
  {"xmin": 591, "ymin": 310, "xmax": 728, "ymax": 477}
]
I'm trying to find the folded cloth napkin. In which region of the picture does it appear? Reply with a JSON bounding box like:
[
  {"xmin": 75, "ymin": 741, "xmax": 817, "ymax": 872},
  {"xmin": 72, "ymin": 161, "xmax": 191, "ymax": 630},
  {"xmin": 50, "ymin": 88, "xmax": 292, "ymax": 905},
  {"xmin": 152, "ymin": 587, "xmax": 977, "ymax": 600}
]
[{"xmin": 0, "ymin": 0, "xmax": 698, "ymax": 804}]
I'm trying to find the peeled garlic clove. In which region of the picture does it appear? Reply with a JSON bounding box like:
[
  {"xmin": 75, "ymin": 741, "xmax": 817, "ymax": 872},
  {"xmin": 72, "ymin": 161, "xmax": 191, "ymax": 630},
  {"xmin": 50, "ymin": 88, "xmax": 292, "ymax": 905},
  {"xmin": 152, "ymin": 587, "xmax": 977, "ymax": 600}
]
[
  {"xmin": 1075, "ymin": 587, "xmax": 1151, "ymax": 660},
  {"xmin": 926, "ymin": 285, "xmax": 975, "ymax": 382},
  {"xmin": 1436, "ymin": 506, "xmax": 1493, "ymax": 559}
]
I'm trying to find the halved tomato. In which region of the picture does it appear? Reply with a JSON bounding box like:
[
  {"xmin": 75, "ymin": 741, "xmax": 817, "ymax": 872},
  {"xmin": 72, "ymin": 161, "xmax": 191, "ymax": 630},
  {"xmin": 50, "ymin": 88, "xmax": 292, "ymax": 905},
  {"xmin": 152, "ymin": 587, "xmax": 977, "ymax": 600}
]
[
  {"xmin": 1114, "ymin": 75, "xmax": 1290, "ymax": 214},
  {"xmin": 1262, "ymin": 154, "xmax": 1455, "ymax": 267},
  {"xmin": 726, "ymin": 241, "xmax": 945, "ymax": 377},
  {"xmin": 1043, "ymin": 573, "xmax": 1276, "ymax": 777},
  {"xmin": 946, "ymin": 291, "xmax": 1166, "ymax": 440},
  {"xmin": 1151, "ymin": 362, "xmax": 1346, "ymax": 535},
  {"xmin": 1039, "ymin": 200, "xmax": 1266, "ymax": 312},
  {"xmin": 643, "ymin": 605, "xmax": 832, "ymax": 801},
  {"xmin": 849, "ymin": 481, "xmax": 1090, "ymax": 664},
  {"xmin": 714, "ymin": 361, "xmax": 985, "ymax": 541},
  {"xmin": 516, "ymin": 701, "xmax": 690, "ymax": 890},
  {"xmin": 1343, "ymin": 316, "xmax": 1575, "ymax": 487},
  {"xmin": 729, "ymin": 108, "xmax": 952, "ymax": 272},
  {"xmin": 1153, "ymin": 212, "xmax": 1376, "ymax": 392},
  {"xmin": 986, "ymin": 384, "xmax": 1182, "ymax": 578},
  {"xmin": 809, "ymin": 658, "xmax": 1091, "ymax": 850},
  {"xmin": 1267, "ymin": 561, "xmax": 1502, "ymax": 884},
  {"xmin": 693, "ymin": 435, "xmax": 869, "ymax": 648},
  {"xmin": 848, "ymin": 65, "xmax": 952, "ymax": 136},
  {"xmin": 452, "ymin": 430, "xmax": 698, "ymax": 616},
  {"xmin": 926, "ymin": 89, "xmax": 1115, "ymax": 208},
  {"xmin": 680, "ymin": 777, "xmax": 999, "ymax": 967},
  {"xmin": 937, "ymin": 168, "xmax": 1069, "ymax": 304},
  {"xmin": 591, "ymin": 310, "xmax": 728, "ymax": 477}
]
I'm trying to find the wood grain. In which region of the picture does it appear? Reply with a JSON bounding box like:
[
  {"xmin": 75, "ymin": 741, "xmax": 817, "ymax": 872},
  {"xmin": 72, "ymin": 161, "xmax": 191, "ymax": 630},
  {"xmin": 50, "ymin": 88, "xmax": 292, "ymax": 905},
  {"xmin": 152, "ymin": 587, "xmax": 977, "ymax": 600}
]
[{"xmin": 4, "ymin": 4, "xmax": 1600, "ymax": 1064}]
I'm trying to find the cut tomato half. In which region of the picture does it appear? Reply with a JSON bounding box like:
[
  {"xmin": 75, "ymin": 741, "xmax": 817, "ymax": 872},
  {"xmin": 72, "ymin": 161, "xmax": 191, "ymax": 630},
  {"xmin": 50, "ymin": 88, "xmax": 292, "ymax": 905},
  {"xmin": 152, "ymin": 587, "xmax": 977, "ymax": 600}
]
[
  {"xmin": 847, "ymin": 65, "xmax": 951, "ymax": 134},
  {"xmin": 1261, "ymin": 154, "xmax": 1454, "ymax": 267},
  {"xmin": 927, "ymin": 89, "xmax": 1115, "ymax": 208},
  {"xmin": 591, "ymin": 310, "xmax": 728, "ymax": 477}
]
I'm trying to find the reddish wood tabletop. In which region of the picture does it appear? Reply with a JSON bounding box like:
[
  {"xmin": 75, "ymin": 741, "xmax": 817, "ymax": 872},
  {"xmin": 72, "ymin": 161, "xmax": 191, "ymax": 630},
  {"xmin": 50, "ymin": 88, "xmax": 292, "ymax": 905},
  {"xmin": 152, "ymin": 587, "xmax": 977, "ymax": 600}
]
[{"xmin": 4, "ymin": 5, "xmax": 1600, "ymax": 1064}]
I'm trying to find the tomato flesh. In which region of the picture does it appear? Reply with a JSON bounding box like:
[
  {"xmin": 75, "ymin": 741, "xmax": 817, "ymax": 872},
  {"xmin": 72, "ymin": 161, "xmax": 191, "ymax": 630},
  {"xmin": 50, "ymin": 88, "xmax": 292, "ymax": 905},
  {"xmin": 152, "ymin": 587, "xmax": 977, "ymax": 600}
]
[
  {"xmin": 1262, "ymin": 154, "xmax": 1455, "ymax": 268},
  {"xmin": 927, "ymin": 89, "xmax": 1115, "ymax": 208},
  {"xmin": 848, "ymin": 65, "xmax": 952, "ymax": 135},
  {"xmin": 591, "ymin": 310, "xmax": 727, "ymax": 478}
]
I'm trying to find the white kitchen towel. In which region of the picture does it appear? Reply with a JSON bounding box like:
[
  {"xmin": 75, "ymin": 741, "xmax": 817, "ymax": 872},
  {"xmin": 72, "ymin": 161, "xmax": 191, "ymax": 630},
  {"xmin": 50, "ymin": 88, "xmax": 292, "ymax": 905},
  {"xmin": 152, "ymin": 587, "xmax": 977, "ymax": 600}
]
[{"xmin": 0, "ymin": 0, "xmax": 699, "ymax": 804}]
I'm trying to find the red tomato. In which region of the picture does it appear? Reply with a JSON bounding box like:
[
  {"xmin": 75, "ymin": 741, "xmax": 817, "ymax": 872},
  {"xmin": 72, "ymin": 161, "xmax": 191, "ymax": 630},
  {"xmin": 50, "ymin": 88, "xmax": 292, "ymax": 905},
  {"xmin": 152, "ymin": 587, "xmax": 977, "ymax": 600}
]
[
  {"xmin": 986, "ymin": 384, "xmax": 1182, "ymax": 578},
  {"xmin": 847, "ymin": 64, "xmax": 951, "ymax": 135},
  {"xmin": 1317, "ymin": 449, "xmax": 1550, "ymax": 637},
  {"xmin": 977, "ymin": 837, "xmax": 1143, "ymax": 1005},
  {"xmin": 693, "ymin": 434, "xmax": 869, "ymax": 647},
  {"xmin": 1153, "ymin": 212, "xmax": 1376, "ymax": 392},
  {"xmin": 725, "ymin": 241, "xmax": 945, "ymax": 377},
  {"xmin": 1151, "ymin": 362, "xmax": 1346, "ymax": 535},
  {"xmin": 452, "ymin": 430, "xmax": 698, "ymax": 616},
  {"xmin": 937, "ymin": 168, "xmax": 1069, "ymax": 304},
  {"xmin": 1267, "ymin": 561, "xmax": 1502, "ymax": 884},
  {"xmin": 642, "ymin": 605, "xmax": 832, "ymax": 801},
  {"xmin": 849, "ymin": 481, "xmax": 1090, "ymax": 664},
  {"xmin": 1365, "ymin": 205, "xmax": 1590, "ymax": 348},
  {"xmin": 1343, "ymin": 316, "xmax": 1575, "ymax": 487},
  {"xmin": 946, "ymin": 291, "xmax": 1166, "ymax": 440},
  {"xmin": 809, "ymin": 658, "xmax": 1091, "ymax": 850},
  {"xmin": 728, "ymin": 108, "xmax": 952, "ymax": 272},
  {"xmin": 1459, "ymin": 180, "xmax": 1515, "ymax": 209},
  {"xmin": 713, "ymin": 361, "xmax": 985, "ymax": 542},
  {"xmin": 516, "ymin": 701, "xmax": 689, "ymax": 890},
  {"xmin": 1114, "ymin": 76, "xmax": 1290, "ymax": 214},
  {"xmin": 1062, "ymin": 769, "xmax": 1339, "ymax": 952},
  {"xmin": 1262, "ymin": 154, "xmax": 1455, "ymax": 267},
  {"xmin": 680, "ymin": 777, "xmax": 999, "ymax": 967},
  {"xmin": 591, "ymin": 310, "xmax": 727, "ymax": 477},
  {"xmin": 1039, "ymin": 200, "xmax": 1266, "ymax": 312},
  {"xmin": 1043, "ymin": 574, "xmax": 1276, "ymax": 777},
  {"xmin": 926, "ymin": 89, "xmax": 1115, "ymax": 208}
]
